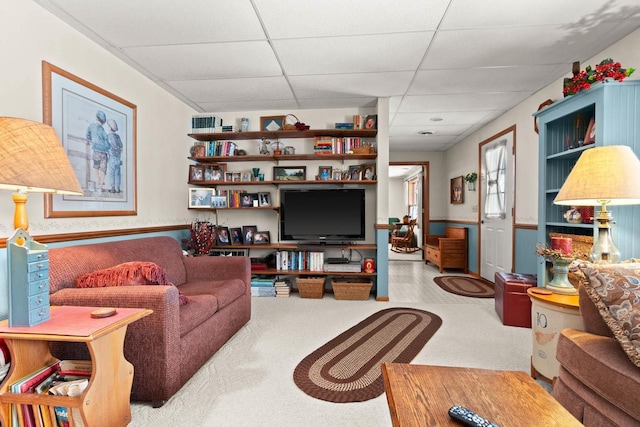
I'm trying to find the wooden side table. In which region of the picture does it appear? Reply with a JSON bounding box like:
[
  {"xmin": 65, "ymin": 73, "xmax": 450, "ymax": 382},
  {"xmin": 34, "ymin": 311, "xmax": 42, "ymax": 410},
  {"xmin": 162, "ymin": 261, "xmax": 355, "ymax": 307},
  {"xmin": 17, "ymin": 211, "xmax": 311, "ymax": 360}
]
[
  {"xmin": 382, "ymin": 363, "xmax": 581, "ymax": 426},
  {"xmin": 527, "ymin": 289, "xmax": 583, "ymax": 382},
  {"xmin": 0, "ymin": 305, "xmax": 151, "ymax": 427}
]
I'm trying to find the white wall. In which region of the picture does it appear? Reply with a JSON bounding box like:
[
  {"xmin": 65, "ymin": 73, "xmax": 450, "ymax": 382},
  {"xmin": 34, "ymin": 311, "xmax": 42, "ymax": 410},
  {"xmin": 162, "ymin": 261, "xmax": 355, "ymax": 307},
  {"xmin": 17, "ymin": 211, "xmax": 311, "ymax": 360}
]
[
  {"xmin": 445, "ymin": 27, "xmax": 640, "ymax": 225},
  {"xmin": 0, "ymin": 0, "xmax": 197, "ymax": 238},
  {"xmin": 388, "ymin": 178, "xmax": 405, "ymax": 220}
]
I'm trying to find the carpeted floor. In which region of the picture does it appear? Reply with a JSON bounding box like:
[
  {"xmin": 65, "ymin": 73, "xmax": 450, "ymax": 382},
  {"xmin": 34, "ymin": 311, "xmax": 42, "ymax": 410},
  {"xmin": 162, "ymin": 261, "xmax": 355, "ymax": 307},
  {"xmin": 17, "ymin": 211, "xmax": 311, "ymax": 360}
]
[{"xmin": 130, "ymin": 297, "xmax": 531, "ymax": 427}]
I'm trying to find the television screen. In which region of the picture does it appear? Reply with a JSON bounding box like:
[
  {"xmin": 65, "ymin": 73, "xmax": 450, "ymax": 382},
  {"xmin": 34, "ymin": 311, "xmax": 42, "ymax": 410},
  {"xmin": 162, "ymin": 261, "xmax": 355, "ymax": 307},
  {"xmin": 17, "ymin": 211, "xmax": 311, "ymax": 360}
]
[{"xmin": 280, "ymin": 188, "xmax": 365, "ymax": 241}]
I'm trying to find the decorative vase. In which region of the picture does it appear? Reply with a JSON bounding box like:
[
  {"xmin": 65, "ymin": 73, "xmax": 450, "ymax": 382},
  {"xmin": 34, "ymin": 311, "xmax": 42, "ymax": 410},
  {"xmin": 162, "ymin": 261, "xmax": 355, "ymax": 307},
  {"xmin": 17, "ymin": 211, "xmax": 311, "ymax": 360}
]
[
  {"xmin": 546, "ymin": 257, "xmax": 577, "ymax": 295},
  {"xmin": 467, "ymin": 181, "xmax": 476, "ymax": 191}
]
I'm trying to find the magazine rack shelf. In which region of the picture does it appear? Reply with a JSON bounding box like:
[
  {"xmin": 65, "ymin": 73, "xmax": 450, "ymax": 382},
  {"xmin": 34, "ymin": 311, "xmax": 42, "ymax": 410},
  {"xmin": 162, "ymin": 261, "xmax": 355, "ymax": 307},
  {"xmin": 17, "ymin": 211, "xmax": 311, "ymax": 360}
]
[{"xmin": 0, "ymin": 306, "xmax": 151, "ymax": 427}]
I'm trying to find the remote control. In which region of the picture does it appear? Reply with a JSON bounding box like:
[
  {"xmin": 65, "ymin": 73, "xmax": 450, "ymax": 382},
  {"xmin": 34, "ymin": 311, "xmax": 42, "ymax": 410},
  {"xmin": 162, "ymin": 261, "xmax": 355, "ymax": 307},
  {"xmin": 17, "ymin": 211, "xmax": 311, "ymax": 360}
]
[{"xmin": 448, "ymin": 406, "xmax": 499, "ymax": 427}]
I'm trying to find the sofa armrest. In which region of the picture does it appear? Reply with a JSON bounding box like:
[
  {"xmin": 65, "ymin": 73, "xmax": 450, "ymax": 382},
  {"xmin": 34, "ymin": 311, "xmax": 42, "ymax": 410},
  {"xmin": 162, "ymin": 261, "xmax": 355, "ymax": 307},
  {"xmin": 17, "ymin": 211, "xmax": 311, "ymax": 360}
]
[
  {"xmin": 49, "ymin": 285, "xmax": 182, "ymax": 402},
  {"xmin": 182, "ymin": 255, "xmax": 251, "ymax": 288}
]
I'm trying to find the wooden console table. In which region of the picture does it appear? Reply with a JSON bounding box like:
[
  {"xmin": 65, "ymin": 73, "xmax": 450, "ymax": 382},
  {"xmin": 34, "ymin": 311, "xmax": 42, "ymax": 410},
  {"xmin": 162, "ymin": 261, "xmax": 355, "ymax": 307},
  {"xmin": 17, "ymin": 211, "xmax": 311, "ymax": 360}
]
[
  {"xmin": 382, "ymin": 363, "xmax": 581, "ymax": 426},
  {"xmin": 0, "ymin": 305, "xmax": 151, "ymax": 427}
]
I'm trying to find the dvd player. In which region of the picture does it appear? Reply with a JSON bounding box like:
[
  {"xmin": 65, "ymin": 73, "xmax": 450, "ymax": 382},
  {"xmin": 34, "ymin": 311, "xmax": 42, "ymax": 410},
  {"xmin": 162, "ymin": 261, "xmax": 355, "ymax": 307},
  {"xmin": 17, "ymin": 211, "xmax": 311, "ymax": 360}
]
[
  {"xmin": 323, "ymin": 263, "xmax": 362, "ymax": 273},
  {"xmin": 326, "ymin": 257, "xmax": 350, "ymax": 264}
]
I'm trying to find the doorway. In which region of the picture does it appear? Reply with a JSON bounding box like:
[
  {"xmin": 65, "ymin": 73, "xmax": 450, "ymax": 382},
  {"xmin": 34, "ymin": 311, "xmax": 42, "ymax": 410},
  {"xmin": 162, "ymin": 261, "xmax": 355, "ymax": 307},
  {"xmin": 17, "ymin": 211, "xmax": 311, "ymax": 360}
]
[{"xmin": 388, "ymin": 162, "xmax": 429, "ymax": 260}]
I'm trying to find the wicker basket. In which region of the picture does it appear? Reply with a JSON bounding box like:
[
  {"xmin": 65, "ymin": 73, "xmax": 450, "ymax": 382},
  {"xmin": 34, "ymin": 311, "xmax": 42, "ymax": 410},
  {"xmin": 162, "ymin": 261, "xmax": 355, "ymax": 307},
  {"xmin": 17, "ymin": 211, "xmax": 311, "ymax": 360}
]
[
  {"xmin": 331, "ymin": 278, "xmax": 373, "ymax": 300},
  {"xmin": 296, "ymin": 276, "xmax": 325, "ymax": 299}
]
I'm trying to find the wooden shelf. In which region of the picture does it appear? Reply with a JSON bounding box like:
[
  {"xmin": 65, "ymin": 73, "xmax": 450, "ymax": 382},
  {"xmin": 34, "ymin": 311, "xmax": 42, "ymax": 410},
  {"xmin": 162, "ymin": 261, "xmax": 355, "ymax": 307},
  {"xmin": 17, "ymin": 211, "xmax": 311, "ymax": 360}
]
[
  {"xmin": 213, "ymin": 243, "xmax": 377, "ymax": 250},
  {"xmin": 188, "ymin": 129, "xmax": 377, "ymax": 141},
  {"xmin": 188, "ymin": 153, "xmax": 377, "ymax": 163},
  {"xmin": 188, "ymin": 179, "xmax": 377, "ymax": 186},
  {"xmin": 188, "ymin": 206, "xmax": 278, "ymax": 211},
  {"xmin": 252, "ymin": 269, "xmax": 377, "ymax": 277}
]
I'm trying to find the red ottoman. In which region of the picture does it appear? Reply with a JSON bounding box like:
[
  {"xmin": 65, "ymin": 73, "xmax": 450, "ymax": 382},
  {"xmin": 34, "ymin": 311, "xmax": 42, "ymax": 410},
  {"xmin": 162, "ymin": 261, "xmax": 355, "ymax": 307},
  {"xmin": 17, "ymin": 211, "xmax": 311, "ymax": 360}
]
[{"xmin": 494, "ymin": 273, "xmax": 537, "ymax": 328}]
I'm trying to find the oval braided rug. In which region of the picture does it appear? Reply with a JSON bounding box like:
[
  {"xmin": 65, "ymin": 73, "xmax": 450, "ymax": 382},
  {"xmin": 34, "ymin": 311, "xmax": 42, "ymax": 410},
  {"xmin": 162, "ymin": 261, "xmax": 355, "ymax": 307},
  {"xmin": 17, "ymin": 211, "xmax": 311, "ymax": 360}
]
[
  {"xmin": 293, "ymin": 307, "xmax": 442, "ymax": 403},
  {"xmin": 433, "ymin": 276, "xmax": 495, "ymax": 298}
]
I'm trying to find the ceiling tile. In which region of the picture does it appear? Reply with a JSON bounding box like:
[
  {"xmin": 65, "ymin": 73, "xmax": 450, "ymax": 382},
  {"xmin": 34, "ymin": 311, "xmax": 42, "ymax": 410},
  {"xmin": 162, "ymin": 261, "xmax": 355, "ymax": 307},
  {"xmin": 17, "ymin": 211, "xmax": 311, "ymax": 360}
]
[
  {"xmin": 289, "ymin": 72, "xmax": 415, "ymax": 98},
  {"xmin": 167, "ymin": 76, "xmax": 294, "ymax": 103},
  {"xmin": 389, "ymin": 124, "xmax": 472, "ymax": 137},
  {"xmin": 274, "ymin": 33, "xmax": 432, "ymax": 75},
  {"xmin": 124, "ymin": 41, "xmax": 281, "ymax": 81},
  {"xmin": 45, "ymin": 0, "xmax": 265, "ymax": 45},
  {"xmin": 254, "ymin": 0, "xmax": 449, "ymax": 38},
  {"xmin": 297, "ymin": 97, "xmax": 377, "ymax": 109},
  {"xmin": 398, "ymin": 92, "xmax": 524, "ymax": 112},
  {"xmin": 197, "ymin": 99, "xmax": 301, "ymax": 112},
  {"xmin": 392, "ymin": 111, "xmax": 493, "ymax": 126}
]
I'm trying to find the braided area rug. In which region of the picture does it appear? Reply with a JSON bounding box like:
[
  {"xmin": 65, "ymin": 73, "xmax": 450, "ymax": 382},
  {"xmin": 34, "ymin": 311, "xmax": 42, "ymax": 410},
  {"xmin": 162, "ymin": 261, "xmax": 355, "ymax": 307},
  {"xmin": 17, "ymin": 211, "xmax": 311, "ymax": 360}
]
[
  {"xmin": 434, "ymin": 276, "xmax": 495, "ymax": 298},
  {"xmin": 293, "ymin": 307, "xmax": 442, "ymax": 403}
]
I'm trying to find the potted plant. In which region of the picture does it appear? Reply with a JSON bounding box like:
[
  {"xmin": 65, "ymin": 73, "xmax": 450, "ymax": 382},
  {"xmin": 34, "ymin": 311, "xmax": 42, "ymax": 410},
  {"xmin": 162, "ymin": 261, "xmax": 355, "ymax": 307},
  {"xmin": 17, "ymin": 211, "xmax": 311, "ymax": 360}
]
[{"xmin": 464, "ymin": 173, "xmax": 478, "ymax": 191}]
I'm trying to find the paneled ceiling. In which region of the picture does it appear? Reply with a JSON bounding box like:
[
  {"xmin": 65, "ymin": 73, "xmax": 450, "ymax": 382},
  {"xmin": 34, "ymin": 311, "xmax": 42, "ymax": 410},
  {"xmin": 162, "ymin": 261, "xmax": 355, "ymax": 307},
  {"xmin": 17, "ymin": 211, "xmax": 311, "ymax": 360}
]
[{"xmin": 34, "ymin": 0, "xmax": 640, "ymax": 151}]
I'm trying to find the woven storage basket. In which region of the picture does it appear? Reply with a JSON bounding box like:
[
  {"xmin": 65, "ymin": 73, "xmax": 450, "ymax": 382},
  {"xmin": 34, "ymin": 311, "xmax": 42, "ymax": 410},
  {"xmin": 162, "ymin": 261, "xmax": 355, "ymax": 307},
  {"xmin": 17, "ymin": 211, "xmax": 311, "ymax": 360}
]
[
  {"xmin": 331, "ymin": 278, "xmax": 373, "ymax": 300},
  {"xmin": 296, "ymin": 276, "xmax": 325, "ymax": 299}
]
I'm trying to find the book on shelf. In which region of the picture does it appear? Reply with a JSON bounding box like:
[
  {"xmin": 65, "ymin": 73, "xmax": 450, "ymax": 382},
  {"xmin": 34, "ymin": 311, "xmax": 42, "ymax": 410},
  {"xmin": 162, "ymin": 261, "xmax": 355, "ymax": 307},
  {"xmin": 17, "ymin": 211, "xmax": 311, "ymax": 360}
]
[
  {"xmin": 276, "ymin": 250, "xmax": 324, "ymax": 271},
  {"xmin": 191, "ymin": 114, "xmax": 223, "ymax": 134},
  {"xmin": 274, "ymin": 279, "xmax": 291, "ymax": 297}
]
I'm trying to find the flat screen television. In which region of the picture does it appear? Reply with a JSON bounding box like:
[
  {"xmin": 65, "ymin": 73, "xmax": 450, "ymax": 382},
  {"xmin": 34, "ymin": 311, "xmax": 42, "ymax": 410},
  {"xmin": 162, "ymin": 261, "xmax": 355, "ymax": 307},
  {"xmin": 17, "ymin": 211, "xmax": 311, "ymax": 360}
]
[{"xmin": 279, "ymin": 188, "xmax": 365, "ymax": 242}]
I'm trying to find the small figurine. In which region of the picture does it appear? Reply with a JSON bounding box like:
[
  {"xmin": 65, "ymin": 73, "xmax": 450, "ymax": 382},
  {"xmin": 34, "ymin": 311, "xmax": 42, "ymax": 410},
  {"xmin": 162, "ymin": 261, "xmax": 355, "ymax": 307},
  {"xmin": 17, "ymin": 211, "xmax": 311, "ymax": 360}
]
[{"xmin": 564, "ymin": 206, "xmax": 582, "ymax": 223}]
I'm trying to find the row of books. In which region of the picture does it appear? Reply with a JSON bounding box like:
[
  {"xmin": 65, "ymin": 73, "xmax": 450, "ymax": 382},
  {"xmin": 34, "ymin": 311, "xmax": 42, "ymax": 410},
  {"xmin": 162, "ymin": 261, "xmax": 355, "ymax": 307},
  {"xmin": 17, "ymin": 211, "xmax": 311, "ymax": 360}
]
[
  {"xmin": 191, "ymin": 114, "xmax": 223, "ymax": 134},
  {"xmin": 313, "ymin": 136, "xmax": 371, "ymax": 154},
  {"xmin": 276, "ymin": 251, "xmax": 325, "ymax": 272},
  {"xmin": 251, "ymin": 276, "xmax": 276, "ymax": 297},
  {"xmin": 193, "ymin": 140, "xmax": 238, "ymax": 157},
  {"xmin": 8, "ymin": 359, "xmax": 91, "ymax": 427}
]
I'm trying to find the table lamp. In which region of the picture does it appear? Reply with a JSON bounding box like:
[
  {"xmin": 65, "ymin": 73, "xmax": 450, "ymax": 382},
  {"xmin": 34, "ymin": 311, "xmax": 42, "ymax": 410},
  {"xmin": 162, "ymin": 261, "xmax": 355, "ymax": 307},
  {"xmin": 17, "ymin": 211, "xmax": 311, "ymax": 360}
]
[
  {"xmin": 554, "ymin": 145, "xmax": 640, "ymax": 263},
  {"xmin": 0, "ymin": 117, "xmax": 83, "ymax": 232}
]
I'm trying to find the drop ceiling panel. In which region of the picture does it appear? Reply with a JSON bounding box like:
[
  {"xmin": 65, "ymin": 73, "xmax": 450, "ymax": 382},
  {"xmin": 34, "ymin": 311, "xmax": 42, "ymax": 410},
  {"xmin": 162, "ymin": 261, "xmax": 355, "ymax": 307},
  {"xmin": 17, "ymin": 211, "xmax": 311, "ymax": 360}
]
[
  {"xmin": 167, "ymin": 76, "xmax": 294, "ymax": 103},
  {"xmin": 254, "ymin": 0, "xmax": 449, "ymax": 38},
  {"xmin": 46, "ymin": 0, "xmax": 265, "ymax": 45},
  {"xmin": 289, "ymin": 72, "xmax": 415, "ymax": 98},
  {"xmin": 389, "ymin": 125, "xmax": 471, "ymax": 137},
  {"xmin": 398, "ymin": 93, "xmax": 524, "ymax": 113},
  {"xmin": 124, "ymin": 41, "xmax": 282, "ymax": 81},
  {"xmin": 198, "ymin": 99, "xmax": 301, "ymax": 113},
  {"xmin": 297, "ymin": 97, "xmax": 377, "ymax": 109},
  {"xmin": 392, "ymin": 111, "xmax": 492, "ymax": 127},
  {"xmin": 274, "ymin": 33, "xmax": 432, "ymax": 75}
]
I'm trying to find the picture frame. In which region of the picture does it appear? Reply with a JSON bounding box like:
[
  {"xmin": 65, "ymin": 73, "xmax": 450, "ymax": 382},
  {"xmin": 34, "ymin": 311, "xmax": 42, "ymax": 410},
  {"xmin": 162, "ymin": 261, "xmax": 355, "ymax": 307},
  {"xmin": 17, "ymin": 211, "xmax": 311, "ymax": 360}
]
[
  {"xmin": 211, "ymin": 194, "xmax": 227, "ymax": 208},
  {"xmin": 189, "ymin": 165, "xmax": 204, "ymax": 182},
  {"xmin": 241, "ymin": 171, "xmax": 252, "ymax": 182},
  {"xmin": 258, "ymin": 192, "xmax": 271, "ymax": 207},
  {"xmin": 42, "ymin": 61, "xmax": 137, "ymax": 218},
  {"xmin": 189, "ymin": 188, "xmax": 214, "ymax": 208},
  {"xmin": 242, "ymin": 225, "xmax": 257, "ymax": 244},
  {"xmin": 232, "ymin": 172, "xmax": 242, "ymax": 182},
  {"xmin": 361, "ymin": 163, "xmax": 376, "ymax": 180},
  {"xmin": 240, "ymin": 193, "xmax": 258, "ymax": 207},
  {"xmin": 451, "ymin": 176, "xmax": 464, "ymax": 204},
  {"xmin": 204, "ymin": 163, "xmax": 226, "ymax": 181},
  {"xmin": 318, "ymin": 166, "xmax": 332, "ymax": 180},
  {"xmin": 273, "ymin": 166, "xmax": 306, "ymax": 181},
  {"xmin": 224, "ymin": 172, "xmax": 233, "ymax": 182},
  {"xmin": 253, "ymin": 231, "xmax": 271, "ymax": 244},
  {"xmin": 584, "ymin": 118, "xmax": 595, "ymax": 145},
  {"xmin": 260, "ymin": 115, "xmax": 286, "ymax": 132},
  {"xmin": 216, "ymin": 226, "xmax": 231, "ymax": 246},
  {"xmin": 230, "ymin": 227, "xmax": 243, "ymax": 245},
  {"xmin": 364, "ymin": 114, "xmax": 378, "ymax": 130},
  {"xmin": 332, "ymin": 169, "xmax": 343, "ymax": 180},
  {"xmin": 348, "ymin": 165, "xmax": 362, "ymax": 181}
]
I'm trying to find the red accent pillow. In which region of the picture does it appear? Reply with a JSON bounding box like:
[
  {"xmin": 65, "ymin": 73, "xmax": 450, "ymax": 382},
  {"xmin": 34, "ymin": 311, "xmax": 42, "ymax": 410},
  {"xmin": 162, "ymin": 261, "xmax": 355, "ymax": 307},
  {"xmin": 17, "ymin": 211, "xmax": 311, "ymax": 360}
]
[{"xmin": 75, "ymin": 261, "xmax": 188, "ymax": 305}]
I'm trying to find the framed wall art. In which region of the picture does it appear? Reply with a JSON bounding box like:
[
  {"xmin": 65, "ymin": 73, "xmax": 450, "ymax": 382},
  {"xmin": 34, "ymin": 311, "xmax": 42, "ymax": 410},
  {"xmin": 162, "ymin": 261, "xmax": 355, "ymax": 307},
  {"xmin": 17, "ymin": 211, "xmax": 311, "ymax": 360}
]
[
  {"xmin": 260, "ymin": 115, "xmax": 286, "ymax": 131},
  {"xmin": 42, "ymin": 61, "xmax": 137, "ymax": 218},
  {"xmin": 450, "ymin": 176, "xmax": 464, "ymax": 204},
  {"xmin": 273, "ymin": 166, "xmax": 306, "ymax": 181},
  {"xmin": 189, "ymin": 188, "xmax": 214, "ymax": 208}
]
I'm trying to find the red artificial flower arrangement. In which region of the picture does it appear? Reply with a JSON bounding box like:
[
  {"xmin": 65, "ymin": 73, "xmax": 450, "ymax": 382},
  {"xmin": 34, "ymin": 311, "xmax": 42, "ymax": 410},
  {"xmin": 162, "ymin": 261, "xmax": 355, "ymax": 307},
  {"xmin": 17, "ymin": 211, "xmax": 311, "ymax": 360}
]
[{"xmin": 563, "ymin": 58, "xmax": 635, "ymax": 96}]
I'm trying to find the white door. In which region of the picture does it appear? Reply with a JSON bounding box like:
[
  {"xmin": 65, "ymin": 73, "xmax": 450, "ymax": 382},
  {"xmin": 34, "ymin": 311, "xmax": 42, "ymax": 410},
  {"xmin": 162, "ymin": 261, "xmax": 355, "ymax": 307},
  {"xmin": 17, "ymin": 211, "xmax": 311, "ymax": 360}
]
[{"xmin": 480, "ymin": 130, "xmax": 514, "ymax": 282}]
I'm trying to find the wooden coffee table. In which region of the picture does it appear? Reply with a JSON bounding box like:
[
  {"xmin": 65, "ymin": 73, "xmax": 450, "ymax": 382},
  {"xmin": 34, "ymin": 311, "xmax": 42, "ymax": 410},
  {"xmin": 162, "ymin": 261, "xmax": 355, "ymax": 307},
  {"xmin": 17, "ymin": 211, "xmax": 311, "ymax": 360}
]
[{"xmin": 382, "ymin": 363, "xmax": 581, "ymax": 426}]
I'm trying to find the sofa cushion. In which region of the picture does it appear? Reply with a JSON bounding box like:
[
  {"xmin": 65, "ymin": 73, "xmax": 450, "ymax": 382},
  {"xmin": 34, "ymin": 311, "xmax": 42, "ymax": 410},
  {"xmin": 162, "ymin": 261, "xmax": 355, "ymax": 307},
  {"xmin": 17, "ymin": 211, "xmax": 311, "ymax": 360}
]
[
  {"xmin": 76, "ymin": 261, "xmax": 189, "ymax": 305},
  {"xmin": 580, "ymin": 262, "xmax": 640, "ymax": 368},
  {"xmin": 179, "ymin": 294, "xmax": 218, "ymax": 338},
  {"xmin": 178, "ymin": 279, "xmax": 246, "ymax": 309}
]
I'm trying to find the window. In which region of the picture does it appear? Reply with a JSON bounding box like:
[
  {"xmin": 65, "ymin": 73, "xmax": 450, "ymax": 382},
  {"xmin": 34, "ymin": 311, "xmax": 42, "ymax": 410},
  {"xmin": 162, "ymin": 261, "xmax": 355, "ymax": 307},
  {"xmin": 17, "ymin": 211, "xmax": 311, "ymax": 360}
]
[{"xmin": 484, "ymin": 140, "xmax": 507, "ymax": 219}]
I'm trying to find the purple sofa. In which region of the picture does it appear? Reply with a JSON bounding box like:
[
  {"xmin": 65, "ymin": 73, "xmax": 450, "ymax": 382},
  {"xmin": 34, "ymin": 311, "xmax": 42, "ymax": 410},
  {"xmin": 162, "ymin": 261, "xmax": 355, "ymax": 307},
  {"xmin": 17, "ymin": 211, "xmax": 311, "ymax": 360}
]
[{"xmin": 47, "ymin": 236, "xmax": 251, "ymax": 406}]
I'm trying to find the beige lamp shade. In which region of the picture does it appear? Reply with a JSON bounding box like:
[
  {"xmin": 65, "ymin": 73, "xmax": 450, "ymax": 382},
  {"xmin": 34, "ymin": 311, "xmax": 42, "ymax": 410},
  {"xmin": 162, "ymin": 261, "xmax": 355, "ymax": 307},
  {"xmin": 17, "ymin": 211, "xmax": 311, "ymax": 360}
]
[
  {"xmin": 0, "ymin": 117, "xmax": 83, "ymax": 195},
  {"xmin": 554, "ymin": 145, "xmax": 640, "ymax": 206}
]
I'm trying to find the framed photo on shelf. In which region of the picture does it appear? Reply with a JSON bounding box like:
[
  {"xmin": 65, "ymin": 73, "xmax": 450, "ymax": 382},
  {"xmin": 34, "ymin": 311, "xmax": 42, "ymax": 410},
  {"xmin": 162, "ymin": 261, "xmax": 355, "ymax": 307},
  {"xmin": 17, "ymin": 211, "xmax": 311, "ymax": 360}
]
[
  {"xmin": 242, "ymin": 225, "xmax": 257, "ymax": 244},
  {"xmin": 364, "ymin": 114, "xmax": 377, "ymax": 130},
  {"xmin": 260, "ymin": 115, "xmax": 286, "ymax": 131},
  {"xmin": 233, "ymin": 172, "xmax": 242, "ymax": 182},
  {"xmin": 348, "ymin": 165, "xmax": 362, "ymax": 180},
  {"xmin": 361, "ymin": 164, "xmax": 375, "ymax": 180},
  {"xmin": 258, "ymin": 192, "xmax": 271, "ymax": 207},
  {"xmin": 230, "ymin": 227, "xmax": 243, "ymax": 245},
  {"xmin": 450, "ymin": 176, "xmax": 464, "ymax": 204},
  {"xmin": 43, "ymin": 61, "xmax": 137, "ymax": 218},
  {"xmin": 584, "ymin": 118, "xmax": 596, "ymax": 145},
  {"xmin": 189, "ymin": 188, "xmax": 214, "ymax": 208},
  {"xmin": 253, "ymin": 231, "xmax": 271, "ymax": 244},
  {"xmin": 189, "ymin": 165, "xmax": 204, "ymax": 182},
  {"xmin": 332, "ymin": 169, "xmax": 343, "ymax": 180},
  {"xmin": 224, "ymin": 172, "xmax": 233, "ymax": 182},
  {"xmin": 241, "ymin": 170, "xmax": 252, "ymax": 182},
  {"xmin": 240, "ymin": 193, "xmax": 258, "ymax": 207},
  {"xmin": 204, "ymin": 163, "xmax": 226, "ymax": 181},
  {"xmin": 211, "ymin": 195, "xmax": 227, "ymax": 208},
  {"xmin": 318, "ymin": 166, "xmax": 332, "ymax": 180},
  {"xmin": 216, "ymin": 226, "xmax": 231, "ymax": 246},
  {"xmin": 273, "ymin": 166, "xmax": 306, "ymax": 181}
]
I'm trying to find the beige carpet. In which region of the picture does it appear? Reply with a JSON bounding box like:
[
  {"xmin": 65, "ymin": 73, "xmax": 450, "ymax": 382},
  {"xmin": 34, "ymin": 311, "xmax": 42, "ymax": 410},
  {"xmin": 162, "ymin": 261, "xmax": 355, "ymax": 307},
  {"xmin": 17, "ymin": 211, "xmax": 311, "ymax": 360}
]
[{"xmin": 129, "ymin": 297, "xmax": 531, "ymax": 426}]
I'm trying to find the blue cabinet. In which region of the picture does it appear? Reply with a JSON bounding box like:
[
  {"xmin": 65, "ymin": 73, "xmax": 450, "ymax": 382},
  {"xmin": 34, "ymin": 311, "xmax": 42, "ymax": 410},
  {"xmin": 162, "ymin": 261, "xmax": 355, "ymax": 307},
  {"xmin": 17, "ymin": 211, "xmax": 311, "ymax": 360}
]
[{"xmin": 534, "ymin": 81, "xmax": 640, "ymax": 284}]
